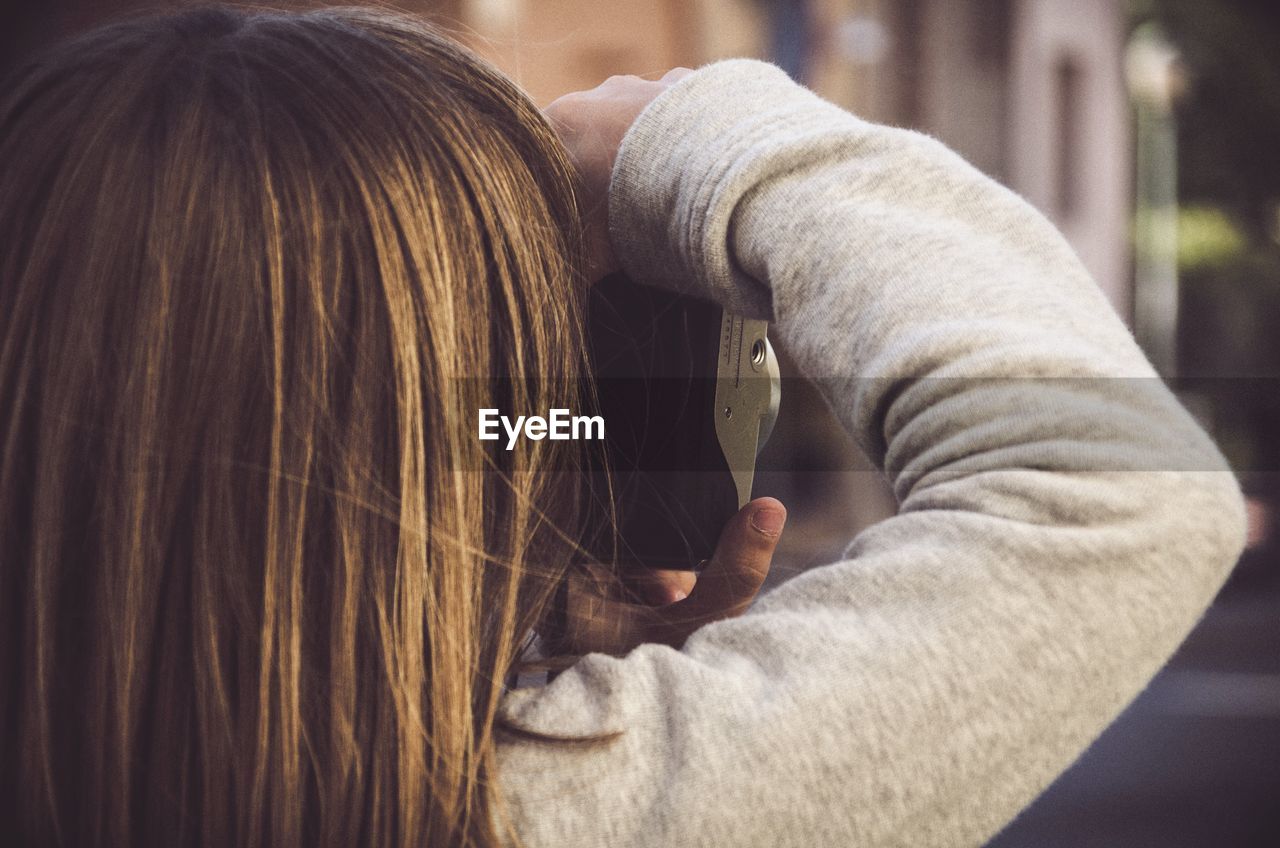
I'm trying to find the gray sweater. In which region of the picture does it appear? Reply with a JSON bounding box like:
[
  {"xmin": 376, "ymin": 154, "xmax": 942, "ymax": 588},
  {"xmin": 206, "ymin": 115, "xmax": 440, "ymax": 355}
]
[{"xmin": 494, "ymin": 60, "xmax": 1246, "ymax": 847}]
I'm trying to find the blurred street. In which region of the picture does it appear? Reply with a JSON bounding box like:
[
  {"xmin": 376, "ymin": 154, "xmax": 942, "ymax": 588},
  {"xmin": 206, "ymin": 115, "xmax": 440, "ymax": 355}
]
[{"xmin": 990, "ymin": 541, "xmax": 1280, "ymax": 847}]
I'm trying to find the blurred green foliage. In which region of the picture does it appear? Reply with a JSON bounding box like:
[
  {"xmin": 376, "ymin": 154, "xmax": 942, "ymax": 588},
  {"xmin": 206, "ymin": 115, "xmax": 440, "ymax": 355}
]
[{"xmin": 1177, "ymin": 206, "xmax": 1246, "ymax": 273}]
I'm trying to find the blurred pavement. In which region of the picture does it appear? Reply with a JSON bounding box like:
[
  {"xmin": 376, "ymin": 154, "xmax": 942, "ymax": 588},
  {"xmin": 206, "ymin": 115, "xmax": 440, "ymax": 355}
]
[{"xmin": 989, "ymin": 539, "xmax": 1280, "ymax": 847}]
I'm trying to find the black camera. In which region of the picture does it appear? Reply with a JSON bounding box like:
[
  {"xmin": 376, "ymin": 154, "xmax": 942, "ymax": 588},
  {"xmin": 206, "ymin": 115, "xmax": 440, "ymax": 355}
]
[{"xmin": 584, "ymin": 273, "xmax": 780, "ymax": 571}]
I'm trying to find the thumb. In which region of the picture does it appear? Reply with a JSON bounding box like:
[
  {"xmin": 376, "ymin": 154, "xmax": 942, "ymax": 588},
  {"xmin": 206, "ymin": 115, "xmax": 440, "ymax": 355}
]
[{"xmin": 655, "ymin": 497, "xmax": 786, "ymax": 646}]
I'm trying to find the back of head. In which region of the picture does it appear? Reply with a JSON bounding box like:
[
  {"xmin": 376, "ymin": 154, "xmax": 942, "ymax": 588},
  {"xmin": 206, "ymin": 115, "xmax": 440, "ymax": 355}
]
[{"xmin": 0, "ymin": 6, "xmax": 587, "ymax": 846}]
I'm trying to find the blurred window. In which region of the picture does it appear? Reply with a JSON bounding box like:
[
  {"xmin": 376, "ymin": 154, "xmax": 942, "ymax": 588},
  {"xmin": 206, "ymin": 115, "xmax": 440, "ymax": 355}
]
[
  {"xmin": 970, "ymin": 0, "xmax": 1012, "ymax": 69},
  {"xmin": 893, "ymin": 0, "xmax": 924, "ymax": 127},
  {"xmin": 1055, "ymin": 55, "xmax": 1084, "ymax": 221}
]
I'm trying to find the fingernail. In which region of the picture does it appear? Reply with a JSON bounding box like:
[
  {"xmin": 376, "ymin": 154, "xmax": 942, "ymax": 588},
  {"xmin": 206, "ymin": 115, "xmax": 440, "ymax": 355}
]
[
  {"xmin": 672, "ymin": 589, "xmax": 688, "ymax": 602},
  {"xmin": 750, "ymin": 507, "xmax": 786, "ymax": 537}
]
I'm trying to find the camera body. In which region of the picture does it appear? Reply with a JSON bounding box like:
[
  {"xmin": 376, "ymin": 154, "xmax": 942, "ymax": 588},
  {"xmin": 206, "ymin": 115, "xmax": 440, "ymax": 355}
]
[{"xmin": 585, "ymin": 274, "xmax": 780, "ymax": 571}]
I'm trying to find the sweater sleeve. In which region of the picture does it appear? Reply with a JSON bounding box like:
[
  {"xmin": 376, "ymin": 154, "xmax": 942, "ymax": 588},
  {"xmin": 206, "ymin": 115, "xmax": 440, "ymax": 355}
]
[{"xmin": 493, "ymin": 60, "xmax": 1246, "ymax": 848}]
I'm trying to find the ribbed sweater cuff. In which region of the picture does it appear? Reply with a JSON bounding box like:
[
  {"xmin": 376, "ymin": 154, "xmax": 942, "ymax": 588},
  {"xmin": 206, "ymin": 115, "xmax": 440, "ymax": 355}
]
[{"xmin": 607, "ymin": 59, "xmax": 834, "ymax": 320}]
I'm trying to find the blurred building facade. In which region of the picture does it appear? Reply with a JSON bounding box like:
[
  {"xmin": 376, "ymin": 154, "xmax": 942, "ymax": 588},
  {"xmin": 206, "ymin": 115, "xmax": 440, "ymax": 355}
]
[{"xmin": 442, "ymin": 0, "xmax": 1132, "ymax": 316}]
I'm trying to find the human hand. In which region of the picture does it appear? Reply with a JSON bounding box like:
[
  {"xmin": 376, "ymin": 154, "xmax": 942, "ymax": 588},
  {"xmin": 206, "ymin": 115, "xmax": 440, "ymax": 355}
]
[
  {"xmin": 543, "ymin": 67, "xmax": 695, "ymax": 282},
  {"xmin": 546, "ymin": 497, "xmax": 786, "ymax": 655}
]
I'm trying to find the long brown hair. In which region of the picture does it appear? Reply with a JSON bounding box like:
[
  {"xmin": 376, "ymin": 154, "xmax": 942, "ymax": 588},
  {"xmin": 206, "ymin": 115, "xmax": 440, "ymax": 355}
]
[{"xmin": 0, "ymin": 6, "xmax": 596, "ymax": 845}]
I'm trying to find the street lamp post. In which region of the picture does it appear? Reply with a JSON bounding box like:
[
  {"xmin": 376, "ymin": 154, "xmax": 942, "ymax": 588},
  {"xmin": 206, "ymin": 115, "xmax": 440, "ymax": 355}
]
[{"xmin": 1126, "ymin": 22, "xmax": 1184, "ymax": 378}]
